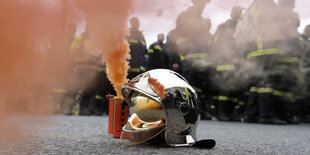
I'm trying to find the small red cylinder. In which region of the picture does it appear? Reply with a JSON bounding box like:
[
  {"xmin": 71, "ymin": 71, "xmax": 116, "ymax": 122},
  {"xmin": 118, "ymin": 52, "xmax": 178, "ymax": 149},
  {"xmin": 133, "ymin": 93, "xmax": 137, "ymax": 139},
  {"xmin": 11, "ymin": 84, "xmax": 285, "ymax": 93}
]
[
  {"xmin": 107, "ymin": 96, "xmax": 128, "ymax": 138},
  {"xmin": 107, "ymin": 94, "xmax": 114, "ymax": 135}
]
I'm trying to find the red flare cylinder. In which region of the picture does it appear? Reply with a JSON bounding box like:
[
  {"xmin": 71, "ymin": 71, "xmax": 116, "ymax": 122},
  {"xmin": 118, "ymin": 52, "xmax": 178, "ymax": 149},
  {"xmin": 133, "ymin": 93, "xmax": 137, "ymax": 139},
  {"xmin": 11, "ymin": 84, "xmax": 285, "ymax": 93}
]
[{"xmin": 107, "ymin": 95, "xmax": 129, "ymax": 138}]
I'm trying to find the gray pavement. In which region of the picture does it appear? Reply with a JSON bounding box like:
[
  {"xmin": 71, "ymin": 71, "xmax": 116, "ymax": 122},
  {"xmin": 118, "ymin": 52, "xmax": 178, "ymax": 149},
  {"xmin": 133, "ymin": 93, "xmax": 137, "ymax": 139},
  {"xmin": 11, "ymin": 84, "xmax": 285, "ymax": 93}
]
[{"xmin": 0, "ymin": 115, "xmax": 310, "ymax": 155}]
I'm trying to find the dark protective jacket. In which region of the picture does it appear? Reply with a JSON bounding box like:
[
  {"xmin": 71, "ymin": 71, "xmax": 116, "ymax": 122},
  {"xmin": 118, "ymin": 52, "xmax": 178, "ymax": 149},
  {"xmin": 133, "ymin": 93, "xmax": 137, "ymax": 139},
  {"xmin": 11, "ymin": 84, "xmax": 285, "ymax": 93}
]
[
  {"xmin": 300, "ymin": 36, "xmax": 310, "ymax": 91},
  {"xmin": 147, "ymin": 41, "xmax": 168, "ymax": 70},
  {"xmin": 236, "ymin": 0, "xmax": 284, "ymax": 66},
  {"xmin": 170, "ymin": 6, "xmax": 212, "ymax": 72},
  {"xmin": 214, "ymin": 19, "xmax": 238, "ymax": 56},
  {"xmin": 213, "ymin": 18, "xmax": 246, "ymax": 91},
  {"xmin": 165, "ymin": 29, "xmax": 183, "ymax": 73},
  {"xmin": 128, "ymin": 28, "xmax": 147, "ymax": 73},
  {"xmin": 277, "ymin": 5, "xmax": 301, "ymax": 58}
]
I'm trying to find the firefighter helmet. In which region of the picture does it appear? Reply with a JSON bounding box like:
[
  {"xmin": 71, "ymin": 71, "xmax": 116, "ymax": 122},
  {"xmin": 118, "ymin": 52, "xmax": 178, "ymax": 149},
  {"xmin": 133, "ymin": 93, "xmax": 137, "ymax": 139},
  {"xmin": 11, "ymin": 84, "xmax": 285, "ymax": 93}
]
[
  {"xmin": 120, "ymin": 69, "xmax": 215, "ymax": 148},
  {"xmin": 191, "ymin": 0, "xmax": 211, "ymax": 5}
]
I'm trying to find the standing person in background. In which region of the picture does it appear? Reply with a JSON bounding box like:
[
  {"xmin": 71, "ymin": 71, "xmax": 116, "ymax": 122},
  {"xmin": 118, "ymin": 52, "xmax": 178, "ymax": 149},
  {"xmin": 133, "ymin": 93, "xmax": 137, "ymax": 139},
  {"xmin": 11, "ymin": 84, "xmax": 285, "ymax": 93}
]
[
  {"xmin": 165, "ymin": 24, "xmax": 183, "ymax": 75},
  {"xmin": 49, "ymin": 23, "xmax": 77, "ymax": 115},
  {"xmin": 212, "ymin": 6, "xmax": 245, "ymax": 121},
  {"xmin": 94, "ymin": 62, "xmax": 116, "ymax": 115},
  {"xmin": 169, "ymin": 0, "xmax": 212, "ymax": 119},
  {"xmin": 271, "ymin": 0, "xmax": 300, "ymax": 124},
  {"xmin": 147, "ymin": 33, "xmax": 169, "ymax": 70},
  {"xmin": 236, "ymin": 0, "xmax": 286, "ymax": 124},
  {"xmin": 299, "ymin": 25, "xmax": 310, "ymax": 123},
  {"xmin": 128, "ymin": 17, "xmax": 148, "ymax": 79},
  {"xmin": 165, "ymin": 0, "xmax": 211, "ymax": 76},
  {"xmin": 199, "ymin": 18, "xmax": 215, "ymax": 120},
  {"xmin": 71, "ymin": 31, "xmax": 100, "ymax": 116}
]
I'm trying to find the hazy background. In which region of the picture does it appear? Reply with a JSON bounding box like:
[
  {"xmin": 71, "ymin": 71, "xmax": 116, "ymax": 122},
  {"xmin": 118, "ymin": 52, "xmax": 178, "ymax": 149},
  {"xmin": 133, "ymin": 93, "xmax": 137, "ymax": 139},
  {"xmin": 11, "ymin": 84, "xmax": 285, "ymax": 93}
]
[
  {"xmin": 130, "ymin": 0, "xmax": 310, "ymax": 46},
  {"xmin": 67, "ymin": 0, "xmax": 310, "ymax": 45},
  {"xmin": 0, "ymin": 0, "xmax": 309, "ymax": 149}
]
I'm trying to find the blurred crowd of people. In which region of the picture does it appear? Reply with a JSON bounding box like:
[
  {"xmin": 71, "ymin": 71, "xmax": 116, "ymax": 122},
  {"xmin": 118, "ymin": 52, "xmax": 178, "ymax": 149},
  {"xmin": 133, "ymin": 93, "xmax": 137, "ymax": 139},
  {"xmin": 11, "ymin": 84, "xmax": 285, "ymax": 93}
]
[
  {"xmin": 49, "ymin": 0, "xmax": 310, "ymax": 125},
  {"xmin": 126, "ymin": 0, "xmax": 310, "ymax": 125}
]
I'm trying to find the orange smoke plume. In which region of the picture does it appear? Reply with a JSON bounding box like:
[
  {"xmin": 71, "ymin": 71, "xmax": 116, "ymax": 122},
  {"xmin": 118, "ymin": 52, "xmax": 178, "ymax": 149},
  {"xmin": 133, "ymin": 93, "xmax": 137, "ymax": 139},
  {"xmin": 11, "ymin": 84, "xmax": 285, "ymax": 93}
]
[
  {"xmin": 75, "ymin": 0, "xmax": 133, "ymax": 97},
  {"xmin": 148, "ymin": 76, "xmax": 167, "ymax": 98},
  {"xmin": 0, "ymin": 0, "xmax": 69, "ymax": 143}
]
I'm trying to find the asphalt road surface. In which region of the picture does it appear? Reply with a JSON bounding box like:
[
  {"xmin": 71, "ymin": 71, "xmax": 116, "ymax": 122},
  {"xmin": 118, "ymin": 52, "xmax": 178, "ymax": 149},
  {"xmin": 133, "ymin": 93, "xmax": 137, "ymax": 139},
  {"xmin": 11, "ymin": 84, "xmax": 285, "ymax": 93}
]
[{"xmin": 1, "ymin": 115, "xmax": 310, "ymax": 155}]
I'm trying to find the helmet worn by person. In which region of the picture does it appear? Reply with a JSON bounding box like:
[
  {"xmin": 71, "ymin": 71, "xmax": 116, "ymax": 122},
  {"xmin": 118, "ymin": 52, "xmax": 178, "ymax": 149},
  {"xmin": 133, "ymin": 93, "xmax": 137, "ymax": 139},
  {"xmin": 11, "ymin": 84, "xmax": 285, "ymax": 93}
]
[
  {"xmin": 304, "ymin": 25, "xmax": 310, "ymax": 38},
  {"xmin": 120, "ymin": 69, "xmax": 215, "ymax": 148},
  {"xmin": 191, "ymin": 0, "xmax": 211, "ymax": 5}
]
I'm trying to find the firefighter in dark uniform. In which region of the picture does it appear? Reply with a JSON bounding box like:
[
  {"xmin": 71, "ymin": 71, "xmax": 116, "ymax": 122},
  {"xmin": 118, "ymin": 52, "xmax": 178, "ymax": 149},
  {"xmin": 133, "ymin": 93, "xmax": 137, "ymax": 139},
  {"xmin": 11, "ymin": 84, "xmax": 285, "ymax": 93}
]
[
  {"xmin": 169, "ymin": 0, "xmax": 213, "ymax": 119},
  {"xmin": 128, "ymin": 17, "xmax": 147, "ymax": 79},
  {"xmin": 49, "ymin": 23, "xmax": 76, "ymax": 115},
  {"xmin": 94, "ymin": 63, "xmax": 116, "ymax": 115},
  {"xmin": 270, "ymin": 0, "xmax": 300, "ymax": 124},
  {"xmin": 299, "ymin": 25, "xmax": 310, "ymax": 123},
  {"xmin": 72, "ymin": 30, "xmax": 117, "ymax": 116},
  {"xmin": 212, "ymin": 6, "xmax": 244, "ymax": 121},
  {"xmin": 239, "ymin": 0, "xmax": 286, "ymax": 124},
  {"xmin": 147, "ymin": 33, "xmax": 169, "ymax": 70},
  {"xmin": 165, "ymin": 25, "xmax": 183, "ymax": 75},
  {"xmin": 71, "ymin": 32, "xmax": 101, "ymax": 115}
]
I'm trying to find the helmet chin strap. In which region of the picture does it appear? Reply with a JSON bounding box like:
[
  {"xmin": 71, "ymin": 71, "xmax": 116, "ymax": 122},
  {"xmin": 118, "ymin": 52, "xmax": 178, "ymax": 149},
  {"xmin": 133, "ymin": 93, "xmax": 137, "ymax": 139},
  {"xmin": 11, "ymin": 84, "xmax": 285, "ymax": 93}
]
[
  {"xmin": 186, "ymin": 135, "xmax": 195, "ymax": 144},
  {"xmin": 192, "ymin": 139, "xmax": 216, "ymax": 149},
  {"xmin": 172, "ymin": 135, "xmax": 216, "ymax": 149},
  {"xmin": 186, "ymin": 134, "xmax": 216, "ymax": 149}
]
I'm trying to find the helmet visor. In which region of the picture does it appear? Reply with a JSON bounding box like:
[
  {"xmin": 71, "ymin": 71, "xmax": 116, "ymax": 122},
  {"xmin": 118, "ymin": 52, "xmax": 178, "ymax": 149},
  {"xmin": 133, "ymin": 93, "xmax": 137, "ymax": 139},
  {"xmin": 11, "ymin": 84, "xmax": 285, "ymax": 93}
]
[{"xmin": 120, "ymin": 95, "xmax": 167, "ymax": 146}]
